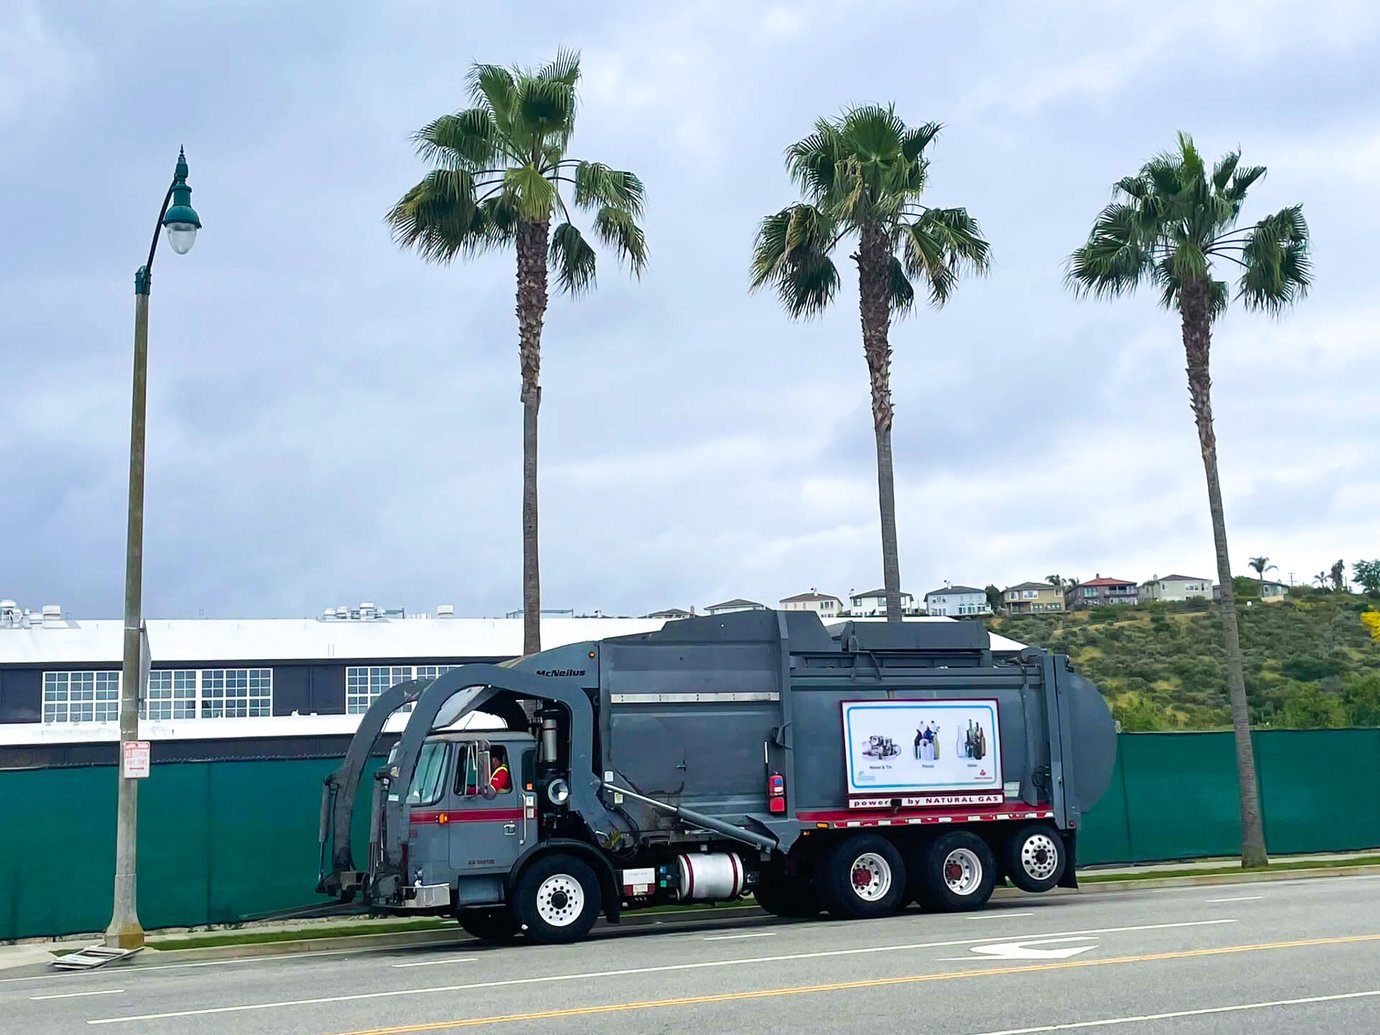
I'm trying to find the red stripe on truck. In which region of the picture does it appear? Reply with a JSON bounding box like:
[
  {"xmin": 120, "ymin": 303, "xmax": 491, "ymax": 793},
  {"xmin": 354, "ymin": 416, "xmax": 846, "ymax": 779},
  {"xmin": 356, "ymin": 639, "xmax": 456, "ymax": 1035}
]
[
  {"xmin": 409, "ymin": 808, "xmax": 523, "ymax": 825},
  {"xmin": 798, "ymin": 804, "xmax": 1054, "ymax": 828}
]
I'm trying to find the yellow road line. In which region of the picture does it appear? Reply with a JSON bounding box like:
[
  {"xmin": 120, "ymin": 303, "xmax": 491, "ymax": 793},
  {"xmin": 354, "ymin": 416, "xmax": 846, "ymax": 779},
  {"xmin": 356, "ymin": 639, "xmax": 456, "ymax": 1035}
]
[{"xmin": 336, "ymin": 932, "xmax": 1380, "ymax": 1034}]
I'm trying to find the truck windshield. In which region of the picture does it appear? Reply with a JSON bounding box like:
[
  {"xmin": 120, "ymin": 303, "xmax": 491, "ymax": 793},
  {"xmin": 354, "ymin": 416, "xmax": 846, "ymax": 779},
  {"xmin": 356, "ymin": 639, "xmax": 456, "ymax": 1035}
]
[{"xmin": 407, "ymin": 741, "xmax": 450, "ymax": 805}]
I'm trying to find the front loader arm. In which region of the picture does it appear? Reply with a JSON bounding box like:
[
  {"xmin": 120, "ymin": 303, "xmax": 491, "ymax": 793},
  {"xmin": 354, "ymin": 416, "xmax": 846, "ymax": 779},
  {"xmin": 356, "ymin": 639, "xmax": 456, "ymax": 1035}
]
[{"xmin": 317, "ymin": 677, "xmax": 425, "ymax": 895}]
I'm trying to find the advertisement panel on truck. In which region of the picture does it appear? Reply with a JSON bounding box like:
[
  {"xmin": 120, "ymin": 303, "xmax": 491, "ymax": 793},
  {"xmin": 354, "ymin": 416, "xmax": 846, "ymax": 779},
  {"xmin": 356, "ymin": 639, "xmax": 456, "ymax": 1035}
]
[{"xmin": 842, "ymin": 699, "xmax": 1002, "ymax": 796}]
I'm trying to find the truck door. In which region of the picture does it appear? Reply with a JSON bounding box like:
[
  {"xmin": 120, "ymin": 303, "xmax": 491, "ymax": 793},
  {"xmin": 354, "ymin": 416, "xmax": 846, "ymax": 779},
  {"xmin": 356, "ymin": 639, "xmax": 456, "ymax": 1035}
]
[{"xmin": 447, "ymin": 740, "xmax": 523, "ymax": 880}]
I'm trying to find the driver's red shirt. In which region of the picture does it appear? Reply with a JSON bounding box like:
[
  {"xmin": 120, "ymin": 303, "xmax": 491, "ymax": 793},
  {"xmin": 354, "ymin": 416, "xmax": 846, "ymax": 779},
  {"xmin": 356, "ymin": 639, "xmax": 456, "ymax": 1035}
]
[{"xmin": 490, "ymin": 765, "xmax": 511, "ymax": 791}]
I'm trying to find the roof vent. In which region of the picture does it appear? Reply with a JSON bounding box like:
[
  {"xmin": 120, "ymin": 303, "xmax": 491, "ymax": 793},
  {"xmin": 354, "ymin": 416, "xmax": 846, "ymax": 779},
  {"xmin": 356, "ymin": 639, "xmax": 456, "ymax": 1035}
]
[
  {"xmin": 323, "ymin": 608, "xmax": 336, "ymax": 619},
  {"xmin": 41, "ymin": 604, "xmax": 63, "ymax": 626},
  {"xmin": 436, "ymin": 604, "xmax": 455, "ymax": 618},
  {"xmin": 336, "ymin": 607, "xmax": 348, "ymax": 619}
]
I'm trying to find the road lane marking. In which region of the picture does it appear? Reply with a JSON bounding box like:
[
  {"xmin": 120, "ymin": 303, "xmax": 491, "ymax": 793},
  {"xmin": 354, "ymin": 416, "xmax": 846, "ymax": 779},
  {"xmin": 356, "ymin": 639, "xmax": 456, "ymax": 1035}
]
[
  {"xmin": 703, "ymin": 933, "xmax": 776, "ymax": 942},
  {"xmin": 326, "ymin": 935, "xmax": 1380, "ymax": 1033},
  {"xmin": 30, "ymin": 989, "xmax": 124, "ymax": 1001},
  {"xmin": 1205, "ymin": 896, "xmax": 1264, "ymax": 903},
  {"xmin": 969, "ymin": 912, "xmax": 1034, "ymax": 920},
  {"xmin": 392, "ymin": 958, "xmax": 478, "ymax": 969},
  {"xmin": 84, "ymin": 920, "xmax": 1234, "ymax": 1024},
  {"xmin": 972, "ymin": 988, "xmax": 1380, "ymax": 1033},
  {"xmin": 969, "ymin": 937, "xmax": 1099, "ymax": 960}
]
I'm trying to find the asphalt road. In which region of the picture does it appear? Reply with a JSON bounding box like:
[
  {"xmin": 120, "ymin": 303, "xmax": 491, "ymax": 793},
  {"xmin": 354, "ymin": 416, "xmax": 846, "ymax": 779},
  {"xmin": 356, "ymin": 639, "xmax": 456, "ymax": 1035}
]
[{"xmin": 4, "ymin": 875, "xmax": 1379, "ymax": 1034}]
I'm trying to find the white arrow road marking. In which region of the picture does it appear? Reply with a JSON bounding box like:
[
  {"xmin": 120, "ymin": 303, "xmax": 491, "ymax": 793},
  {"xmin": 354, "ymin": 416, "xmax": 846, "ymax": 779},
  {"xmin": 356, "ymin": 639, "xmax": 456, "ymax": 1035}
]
[{"xmin": 960, "ymin": 936, "xmax": 1099, "ymax": 961}]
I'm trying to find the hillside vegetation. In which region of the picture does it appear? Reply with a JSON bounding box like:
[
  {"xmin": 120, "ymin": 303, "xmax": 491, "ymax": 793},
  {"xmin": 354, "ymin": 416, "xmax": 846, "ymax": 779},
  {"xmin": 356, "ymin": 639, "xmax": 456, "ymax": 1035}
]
[{"xmin": 988, "ymin": 589, "xmax": 1380, "ymax": 731}]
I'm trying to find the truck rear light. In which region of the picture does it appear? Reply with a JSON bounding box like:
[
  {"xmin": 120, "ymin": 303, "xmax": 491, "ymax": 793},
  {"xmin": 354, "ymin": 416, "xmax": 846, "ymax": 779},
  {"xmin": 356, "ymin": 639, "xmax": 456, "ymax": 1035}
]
[{"xmin": 768, "ymin": 771, "xmax": 786, "ymax": 814}]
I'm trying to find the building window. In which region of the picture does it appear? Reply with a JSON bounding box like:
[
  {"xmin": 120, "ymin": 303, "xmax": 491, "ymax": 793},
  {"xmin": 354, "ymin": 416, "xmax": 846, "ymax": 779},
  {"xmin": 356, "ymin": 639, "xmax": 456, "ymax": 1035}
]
[
  {"xmin": 346, "ymin": 664, "xmax": 458, "ymax": 715},
  {"xmin": 201, "ymin": 668, "xmax": 272, "ymax": 718},
  {"xmin": 42, "ymin": 671, "xmax": 121, "ymax": 724},
  {"xmin": 143, "ymin": 669, "xmax": 197, "ymax": 720}
]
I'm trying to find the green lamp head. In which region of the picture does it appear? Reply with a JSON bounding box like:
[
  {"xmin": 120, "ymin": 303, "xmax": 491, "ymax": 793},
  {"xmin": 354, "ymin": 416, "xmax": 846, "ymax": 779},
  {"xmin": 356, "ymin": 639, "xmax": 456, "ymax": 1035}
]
[{"xmin": 161, "ymin": 147, "xmax": 201, "ymax": 255}]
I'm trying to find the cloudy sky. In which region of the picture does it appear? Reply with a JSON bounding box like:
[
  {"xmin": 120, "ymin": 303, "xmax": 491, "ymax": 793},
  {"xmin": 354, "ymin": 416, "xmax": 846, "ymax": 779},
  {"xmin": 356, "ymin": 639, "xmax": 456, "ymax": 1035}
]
[{"xmin": 2, "ymin": 0, "xmax": 1376, "ymax": 620}]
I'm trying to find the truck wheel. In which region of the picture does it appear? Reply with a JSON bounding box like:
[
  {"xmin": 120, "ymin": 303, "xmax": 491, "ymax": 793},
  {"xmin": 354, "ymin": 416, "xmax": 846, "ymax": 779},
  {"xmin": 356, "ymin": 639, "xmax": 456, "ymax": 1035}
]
[
  {"xmin": 513, "ymin": 854, "xmax": 600, "ymax": 944},
  {"xmin": 815, "ymin": 834, "xmax": 907, "ymax": 919},
  {"xmin": 915, "ymin": 831, "xmax": 996, "ymax": 912},
  {"xmin": 753, "ymin": 870, "xmax": 821, "ymax": 918},
  {"xmin": 1003, "ymin": 823, "xmax": 1065, "ymax": 893},
  {"xmin": 458, "ymin": 906, "xmax": 517, "ymax": 942}
]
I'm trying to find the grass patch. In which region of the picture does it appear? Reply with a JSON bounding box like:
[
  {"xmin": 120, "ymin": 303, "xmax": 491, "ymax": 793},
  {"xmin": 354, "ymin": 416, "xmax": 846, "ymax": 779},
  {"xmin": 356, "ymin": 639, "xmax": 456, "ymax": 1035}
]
[
  {"xmin": 1081, "ymin": 854, "xmax": 1380, "ymax": 883},
  {"xmin": 149, "ymin": 917, "xmax": 450, "ymax": 951}
]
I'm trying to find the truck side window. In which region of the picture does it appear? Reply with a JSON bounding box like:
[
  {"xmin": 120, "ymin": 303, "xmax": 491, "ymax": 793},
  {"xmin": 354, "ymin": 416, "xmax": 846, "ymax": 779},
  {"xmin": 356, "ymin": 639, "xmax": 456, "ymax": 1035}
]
[
  {"xmin": 406, "ymin": 741, "xmax": 450, "ymax": 806},
  {"xmin": 488, "ymin": 747, "xmax": 512, "ymax": 793}
]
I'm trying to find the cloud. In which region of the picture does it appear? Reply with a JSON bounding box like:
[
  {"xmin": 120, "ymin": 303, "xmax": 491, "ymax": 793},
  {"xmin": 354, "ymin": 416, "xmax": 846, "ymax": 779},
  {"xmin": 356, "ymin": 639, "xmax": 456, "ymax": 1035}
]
[{"xmin": 1, "ymin": 0, "xmax": 1376, "ymax": 622}]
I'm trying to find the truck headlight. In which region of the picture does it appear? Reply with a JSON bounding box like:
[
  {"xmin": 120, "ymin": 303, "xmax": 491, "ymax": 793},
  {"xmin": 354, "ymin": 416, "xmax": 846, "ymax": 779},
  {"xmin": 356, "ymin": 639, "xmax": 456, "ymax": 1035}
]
[{"xmin": 547, "ymin": 779, "xmax": 570, "ymax": 805}]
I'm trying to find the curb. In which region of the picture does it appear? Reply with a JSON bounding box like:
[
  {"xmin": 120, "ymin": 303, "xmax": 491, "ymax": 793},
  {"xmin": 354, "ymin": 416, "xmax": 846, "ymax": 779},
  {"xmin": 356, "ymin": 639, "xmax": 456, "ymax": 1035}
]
[{"xmin": 22, "ymin": 865, "xmax": 1379, "ymax": 969}]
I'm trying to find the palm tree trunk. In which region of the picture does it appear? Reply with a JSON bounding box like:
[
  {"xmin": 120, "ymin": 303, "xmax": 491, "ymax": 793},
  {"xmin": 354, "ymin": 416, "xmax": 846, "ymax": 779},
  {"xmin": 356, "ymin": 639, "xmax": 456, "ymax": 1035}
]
[
  {"xmin": 1181, "ymin": 279, "xmax": 1268, "ymax": 868},
  {"xmin": 856, "ymin": 223, "xmax": 903, "ymax": 622},
  {"xmin": 516, "ymin": 218, "xmax": 550, "ymax": 657}
]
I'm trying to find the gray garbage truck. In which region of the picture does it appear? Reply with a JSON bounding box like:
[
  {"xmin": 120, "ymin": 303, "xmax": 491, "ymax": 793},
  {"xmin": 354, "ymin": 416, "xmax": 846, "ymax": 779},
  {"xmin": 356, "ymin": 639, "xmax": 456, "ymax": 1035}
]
[{"xmin": 318, "ymin": 611, "xmax": 1116, "ymax": 943}]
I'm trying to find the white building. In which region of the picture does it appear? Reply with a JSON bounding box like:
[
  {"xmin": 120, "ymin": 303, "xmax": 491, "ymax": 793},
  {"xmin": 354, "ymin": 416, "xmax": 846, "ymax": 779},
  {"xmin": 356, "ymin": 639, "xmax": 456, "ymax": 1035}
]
[
  {"xmin": 703, "ymin": 598, "xmax": 766, "ymax": 616},
  {"xmin": 779, "ymin": 590, "xmax": 844, "ymax": 616},
  {"xmin": 848, "ymin": 588, "xmax": 920, "ymax": 617},
  {"xmin": 1140, "ymin": 574, "xmax": 1212, "ymax": 602},
  {"xmin": 923, "ymin": 585, "xmax": 992, "ymax": 617}
]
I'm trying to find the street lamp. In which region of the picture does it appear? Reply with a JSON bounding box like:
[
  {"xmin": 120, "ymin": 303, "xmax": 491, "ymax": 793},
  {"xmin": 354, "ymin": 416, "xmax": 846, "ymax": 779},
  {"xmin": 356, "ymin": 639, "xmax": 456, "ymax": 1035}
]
[{"xmin": 106, "ymin": 148, "xmax": 202, "ymax": 951}]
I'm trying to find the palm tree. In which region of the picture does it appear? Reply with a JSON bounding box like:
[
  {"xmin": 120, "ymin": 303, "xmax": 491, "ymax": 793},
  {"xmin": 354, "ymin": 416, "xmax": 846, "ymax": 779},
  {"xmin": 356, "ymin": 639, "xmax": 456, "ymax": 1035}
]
[
  {"xmin": 1248, "ymin": 556, "xmax": 1277, "ymax": 586},
  {"xmin": 387, "ymin": 51, "xmax": 647, "ymax": 655},
  {"xmin": 751, "ymin": 107, "xmax": 989, "ymax": 622},
  {"xmin": 1067, "ymin": 132, "xmax": 1311, "ymax": 869},
  {"xmin": 1314, "ymin": 571, "xmax": 1330, "ymax": 590},
  {"xmin": 1046, "ymin": 574, "xmax": 1064, "ymax": 590}
]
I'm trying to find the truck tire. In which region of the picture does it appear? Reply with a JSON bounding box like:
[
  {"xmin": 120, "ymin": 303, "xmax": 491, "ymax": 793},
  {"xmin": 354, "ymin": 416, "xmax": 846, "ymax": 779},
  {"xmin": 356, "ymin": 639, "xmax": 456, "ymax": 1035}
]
[
  {"xmin": 915, "ymin": 831, "xmax": 996, "ymax": 912},
  {"xmin": 752, "ymin": 870, "xmax": 822, "ymax": 918},
  {"xmin": 513, "ymin": 854, "xmax": 601, "ymax": 944},
  {"xmin": 458, "ymin": 906, "xmax": 518, "ymax": 942},
  {"xmin": 815, "ymin": 834, "xmax": 907, "ymax": 920},
  {"xmin": 1003, "ymin": 823, "xmax": 1066, "ymax": 893}
]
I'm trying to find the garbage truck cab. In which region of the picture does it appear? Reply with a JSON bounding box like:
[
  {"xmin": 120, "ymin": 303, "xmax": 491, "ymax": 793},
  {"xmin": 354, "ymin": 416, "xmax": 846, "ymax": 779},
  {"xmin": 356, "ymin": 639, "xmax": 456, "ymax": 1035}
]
[{"xmin": 392, "ymin": 731, "xmax": 537, "ymax": 912}]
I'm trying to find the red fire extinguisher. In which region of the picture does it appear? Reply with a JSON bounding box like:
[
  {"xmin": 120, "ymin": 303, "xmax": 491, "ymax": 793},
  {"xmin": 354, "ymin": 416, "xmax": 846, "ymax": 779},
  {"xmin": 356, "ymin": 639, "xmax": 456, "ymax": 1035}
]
[{"xmin": 768, "ymin": 771, "xmax": 786, "ymax": 814}]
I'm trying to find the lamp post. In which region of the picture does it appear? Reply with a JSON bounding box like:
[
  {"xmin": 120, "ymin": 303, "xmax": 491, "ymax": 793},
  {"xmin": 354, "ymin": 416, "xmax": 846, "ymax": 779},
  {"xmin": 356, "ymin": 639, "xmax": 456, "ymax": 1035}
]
[{"xmin": 106, "ymin": 149, "xmax": 201, "ymax": 950}]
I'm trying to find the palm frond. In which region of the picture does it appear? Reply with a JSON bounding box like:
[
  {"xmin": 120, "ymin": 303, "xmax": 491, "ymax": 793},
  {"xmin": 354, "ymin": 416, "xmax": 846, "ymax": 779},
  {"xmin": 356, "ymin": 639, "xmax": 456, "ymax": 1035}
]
[
  {"xmin": 572, "ymin": 162, "xmax": 645, "ymax": 217},
  {"xmin": 900, "ymin": 121, "xmax": 942, "ymax": 163},
  {"xmin": 1212, "ymin": 151, "xmax": 1241, "ymax": 191},
  {"xmin": 538, "ymin": 48, "xmax": 581, "ymax": 86},
  {"xmin": 592, "ymin": 206, "xmax": 647, "ymax": 276},
  {"xmin": 898, "ymin": 207, "xmax": 990, "ymax": 306},
  {"xmin": 467, "ymin": 63, "xmax": 517, "ymax": 131},
  {"xmin": 413, "ymin": 108, "xmax": 500, "ymax": 171},
  {"xmin": 503, "ymin": 164, "xmax": 557, "ymax": 220},
  {"xmin": 1224, "ymin": 163, "xmax": 1266, "ymax": 202},
  {"xmin": 512, "ymin": 75, "xmax": 576, "ymax": 151},
  {"xmin": 386, "ymin": 171, "xmax": 506, "ymax": 264},
  {"xmin": 887, "ymin": 256, "xmax": 915, "ymax": 315},
  {"xmin": 750, "ymin": 205, "xmax": 840, "ymax": 317},
  {"xmin": 1237, "ymin": 204, "xmax": 1311, "ymax": 314},
  {"xmin": 549, "ymin": 221, "xmax": 597, "ymax": 295},
  {"xmin": 1065, "ymin": 202, "xmax": 1154, "ymax": 300}
]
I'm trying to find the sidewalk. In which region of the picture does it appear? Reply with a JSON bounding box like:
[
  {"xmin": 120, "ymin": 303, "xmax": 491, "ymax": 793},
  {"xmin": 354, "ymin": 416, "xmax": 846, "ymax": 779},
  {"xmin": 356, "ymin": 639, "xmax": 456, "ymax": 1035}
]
[{"xmin": 1082, "ymin": 849, "xmax": 1376, "ymax": 876}]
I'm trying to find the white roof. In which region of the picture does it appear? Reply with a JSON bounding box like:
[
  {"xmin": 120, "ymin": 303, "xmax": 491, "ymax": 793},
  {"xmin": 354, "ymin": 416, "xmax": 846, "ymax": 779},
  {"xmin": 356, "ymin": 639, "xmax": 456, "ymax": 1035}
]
[{"xmin": 0, "ymin": 616, "xmax": 668, "ymax": 666}]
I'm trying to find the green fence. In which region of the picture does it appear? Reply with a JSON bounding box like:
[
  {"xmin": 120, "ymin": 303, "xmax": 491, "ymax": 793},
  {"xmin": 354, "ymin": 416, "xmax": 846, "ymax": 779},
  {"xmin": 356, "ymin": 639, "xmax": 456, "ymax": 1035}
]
[{"xmin": 3, "ymin": 729, "xmax": 1378, "ymax": 941}]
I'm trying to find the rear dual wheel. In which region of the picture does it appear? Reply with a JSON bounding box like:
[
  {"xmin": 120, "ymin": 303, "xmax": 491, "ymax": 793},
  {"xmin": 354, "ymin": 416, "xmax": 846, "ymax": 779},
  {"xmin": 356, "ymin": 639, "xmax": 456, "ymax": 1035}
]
[
  {"xmin": 815, "ymin": 834, "xmax": 908, "ymax": 919},
  {"xmin": 911, "ymin": 831, "xmax": 997, "ymax": 912}
]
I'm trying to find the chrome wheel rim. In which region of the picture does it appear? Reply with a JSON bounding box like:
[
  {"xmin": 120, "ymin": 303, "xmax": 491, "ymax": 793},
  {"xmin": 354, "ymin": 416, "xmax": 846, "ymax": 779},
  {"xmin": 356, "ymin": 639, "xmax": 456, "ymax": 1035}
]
[
  {"xmin": 1021, "ymin": 834, "xmax": 1060, "ymax": 881},
  {"xmin": 942, "ymin": 848, "xmax": 983, "ymax": 896},
  {"xmin": 535, "ymin": 874, "xmax": 585, "ymax": 927},
  {"xmin": 848, "ymin": 852, "xmax": 893, "ymax": 902}
]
